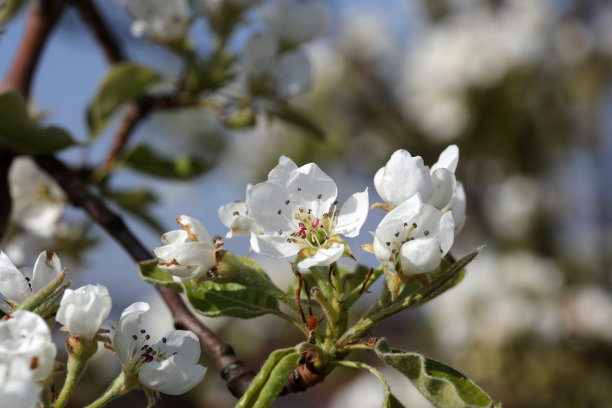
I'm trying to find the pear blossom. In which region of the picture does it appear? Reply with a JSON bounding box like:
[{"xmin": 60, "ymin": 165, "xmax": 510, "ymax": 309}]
[
  {"xmin": 0, "ymin": 310, "xmax": 57, "ymax": 381},
  {"xmin": 239, "ymin": 156, "xmax": 368, "ymax": 270},
  {"xmin": 153, "ymin": 216, "xmax": 219, "ymax": 281},
  {"xmin": 0, "ymin": 359, "xmax": 40, "ymax": 408},
  {"xmin": 56, "ymin": 284, "xmax": 112, "ymax": 341},
  {"xmin": 200, "ymin": 0, "xmax": 262, "ymax": 16},
  {"xmin": 112, "ymin": 302, "xmax": 206, "ymax": 395},
  {"xmin": 264, "ymin": 0, "xmax": 327, "ymax": 46},
  {"xmin": 0, "ymin": 250, "xmax": 62, "ymax": 314},
  {"xmin": 374, "ymin": 145, "xmax": 466, "ymax": 232},
  {"xmin": 127, "ymin": 0, "xmax": 191, "ymax": 42},
  {"xmin": 373, "ymin": 194, "xmax": 455, "ymax": 276},
  {"xmin": 9, "ymin": 157, "xmax": 65, "ymax": 237}
]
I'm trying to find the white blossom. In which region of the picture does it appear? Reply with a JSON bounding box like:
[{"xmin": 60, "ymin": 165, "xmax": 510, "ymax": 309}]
[
  {"xmin": 218, "ymin": 186, "xmax": 263, "ymax": 238},
  {"xmin": 0, "ymin": 310, "xmax": 57, "ymax": 381},
  {"xmin": 127, "ymin": 0, "xmax": 191, "ymax": 42},
  {"xmin": 112, "ymin": 302, "xmax": 206, "ymax": 395},
  {"xmin": 153, "ymin": 216, "xmax": 218, "ymax": 281},
  {"xmin": 0, "ymin": 251, "xmax": 62, "ymax": 314},
  {"xmin": 373, "ymin": 194, "xmax": 455, "ymax": 276},
  {"xmin": 56, "ymin": 284, "xmax": 112, "ymax": 341},
  {"xmin": 242, "ymin": 156, "xmax": 368, "ymax": 270},
  {"xmin": 0, "ymin": 359, "xmax": 40, "ymax": 408},
  {"xmin": 375, "ymin": 145, "xmax": 466, "ymax": 232},
  {"xmin": 264, "ymin": 0, "xmax": 326, "ymax": 46},
  {"xmin": 9, "ymin": 157, "xmax": 65, "ymax": 237}
]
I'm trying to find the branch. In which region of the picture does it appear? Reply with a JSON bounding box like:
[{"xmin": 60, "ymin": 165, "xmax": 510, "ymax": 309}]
[
  {"xmin": 0, "ymin": 0, "xmax": 64, "ymax": 96},
  {"xmin": 0, "ymin": 148, "xmax": 15, "ymax": 240},
  {"xmin": 69, "ymin": 0, "xmax": 125, "ymax": 64},
  {"xmin": 34, "ymin": 155, "xmax": 256, "ymax": 397}
]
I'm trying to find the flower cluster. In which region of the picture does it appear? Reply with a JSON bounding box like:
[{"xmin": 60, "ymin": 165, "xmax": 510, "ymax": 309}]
[
  {"xmin": 0, "ymin": 250, "xmax": 206, "ymax": 407},
  {"xmin": 371, "ymin": 146, "xmax": 465, "ymax": 284}
]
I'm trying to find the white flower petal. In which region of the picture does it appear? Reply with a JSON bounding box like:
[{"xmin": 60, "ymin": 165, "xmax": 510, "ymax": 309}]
[
  {"xmin": 0, "ymin": 359, "xmax": 40, "ymax": 408},
  {"xmin": 400, "ymin": 237, "xmax": 443, "ymax": 275},
  {"xmin": 376, "ymin": 194, "xmax": 422, "ymax": 232},
  {"xmin": 118, "ymin": 302, "xmax": 150, "ymax": 342},
  {"xmin": 286, "ymin": 163, "xmax": 337, "ymax": 217},
  {"xmin": 437, "ymin": 211, "xmax": 455, "ymax": 255},
  {"xmin": 410, "ymin": 203, "xmax": 443, "ymax": 239},
  {"xmin": 431, "ymin": 144, "xmax": 459, "ymax": 173},
  {"xmin": 247, "ymin": 181, "xmax": 295, "ymax": 234},
  {"xmin": 382, "ymin": 150, "xmax": 433, "ymax": 206},
  {"xmin": 154, "ymin": 330, "xmax": 201, "ymax": 363},
  {"xmin": 0, "ymin": 251, "xmax": 30, "ymax": 307},
  {"xmin": 266, "ymin": 0, "xmax": 326, "ymax": 45},
  {"xmin": 428, "ymin": 168, "xmax": 455, "ymax": 210},
  {"xmin": 153, "ymin": 242, "xmax": 215, "ymax": 271},
  {"xmin": 0, "ymin": 311, "xmax": 57, "ymax": 381},
  {"xmin": 373, "ymin": 167, "xmax": 387, "ymax": 203},
  {"xmin": 218, "ymin": 201, "xmax": 249, "ymax": 228},
  {"xmin": 267, "ymin": 156, "xmax": 298, "ymax": 185},
  {"xmin": 243, "ymin": 32, "xmax": 278, "ymax": 75},
  {"xmin": 161, "ymin": 230, "xmax": 189, "ymax": 245},
  {"xmin": 31, "ymin": 251, "xmax": 61, "ymax": 294},
  {"xmin": 138, "ymin": 353, "xmax": 206, "ymax": 395},
  {"xmin": 451, "ymin": 181, "xmax": 466, "ymax": 233},
  {"xmin": 56, "ymin": 284, "xmax": 112, "ymax": 341},
  {"xmin": 228, "ymin": 216, "xmax": 262, "ymax": 238},
  {"xmin": 177, "ymin": 215, "xmax": 212, "ymax": 244},
  {"xmin": 335, "ymin": 188, "xmax": 369, "ymax": 238},
  {"xmin": 297, "ymin": 243, "xmax": 344, "ymax": 270},
  {"xmin": 250, "ymin": 234, "xmax": 301, "ymax": 259}
]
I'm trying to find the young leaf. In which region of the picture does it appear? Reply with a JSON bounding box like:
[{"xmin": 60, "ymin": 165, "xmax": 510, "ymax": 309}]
[
  {"xmin": 87, "ymin": 63, "xmax": 162, "ymax": 137},
  {"xmin": 120, "ymin": 144, "xmax": 210, "ymax": 179},
  {"xmin": 235, "ymin": 348, "xmax": 298, "ymax": 408},
  {"xmin": 269, "ymin": 103, "xmax": 325, "ymax": 139},
  {"xmin": 375, "ymin": 339, "xmax": 497, "ymax": 408},
  {"xmin": 252, "ymin": 353, "xmax": 301, "ymax": 408},
  {"xmin": 138, "ymin": 259, "xmax": 184, "ymax": 292},
  {"xmin": 0, "ymin": 92, "xmax": 76, "ymax": 154},
  {"xmin": 183, "ymin": 280, "xmax": 281, "ymax": 319}
]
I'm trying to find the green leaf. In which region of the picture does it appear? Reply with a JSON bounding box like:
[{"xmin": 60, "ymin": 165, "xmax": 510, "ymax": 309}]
[
  {"xmin": 120, "ymin": 144, "xmax": 209, "ymax": 179},
  {"xmin": 137, "ymin": 259, "xmax": 184, "ymax": 292},
  {"xmin": 184, "ymin": 279, "xmax": 281, "ymax": 319},
  {"xmin": 0, "ymin": 92, "xmax": 76, "ymax": 154},
  {"xmin": 385, "ymin": 393, "xmax": 406, "ymax": 408},
  {"xmin": 375, "ymin": 339, "xmax": 497, "ymax": 408},
  {"xmin": 236, "ymin": 348, "xmax": 300, "ymax": 408},
  {"xmin": 0, "ymin": 0, "xmax": 29, "ymax": 26},
  {"xmin": 269, "ymin": 104, "xmax": 325, "ymax": 139},
  {"xmin": 87, "ymin": 63, "xmax": 162, "ymax": 136}
]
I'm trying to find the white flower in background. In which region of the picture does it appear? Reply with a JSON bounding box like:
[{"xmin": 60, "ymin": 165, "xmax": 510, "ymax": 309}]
[
  {"xmin": 9, "ymin": 157, "xmax": 65, "ymax": 237},
  {"xmin": 112, "ymin": 302, "xmax": 206, "ymax": 395},
  {"xmin": 127, "ymin": 0, "xmax": 191, "ymax": 42},
  {"xmin": 375, "ymin": 145, "xmax": 466, "ymax": 232},
  {"xmin": 0, "ymin": 359, "xmax": 40, "ymax": 408},
  {"xmin": 0, "ymin": 251, "xmax": 62, "ymax": 314},
  {"xmin": 264, "ymin": 0, "xmax": 326, "ymax": 46},
  {"xmin": 153, "ymin": 216, "xmax": 218, "ymax": 281},
  {"xmin": 242, "ymin": 32, "xmax": 312, "ymax": 99},
  {"xmin": 218, "ymin": 186, "xmax": 263, "ymax": 238},
  {"xmin": 56, "ymin": 284, "xmax": 112, "ymax": 341},
  {"xmin": 0, "ymin": 310, "xmax": 57, "ymax": 381},
  {"xmin": 243, "ymin": 156, "xmax": 369, "ymax": 270},
  {"xmin": 373, "ymin": 194, "xmax": 455, "ymax": 276},
  {"xmin": 401, "ymin": 1, "xmax": 548, "ymax": 140}
]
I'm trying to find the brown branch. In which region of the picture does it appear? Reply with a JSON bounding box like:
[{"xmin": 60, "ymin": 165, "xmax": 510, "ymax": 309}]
[
  {"xmin": 0, "ymin": 0, "xmax": 65, "ymax": 96},
  {"xmin": 34, "ymin": 155, "xmax": 256, "ymax": 398},
  {"xmin": 69, "ymin": 0, "xmax": 125, "ymax": 64}
]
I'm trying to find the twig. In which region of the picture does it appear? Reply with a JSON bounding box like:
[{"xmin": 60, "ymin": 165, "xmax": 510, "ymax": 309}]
[
  {"xmin": 0, "ymin": 0, "xmax": 64, "ymax": 96},
  {"xmin": 34, "ymin": 155, "xmax": 257, "ymax": 398},
  {"xmin": 69, "ymin": 0, "xmax": 125, "ymax": 64}
]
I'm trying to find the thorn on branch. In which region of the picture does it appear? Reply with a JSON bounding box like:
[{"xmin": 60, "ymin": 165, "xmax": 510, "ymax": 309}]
[{"xmin": 359, "ymin": 267, "xmax": 374, "ymax": 294}]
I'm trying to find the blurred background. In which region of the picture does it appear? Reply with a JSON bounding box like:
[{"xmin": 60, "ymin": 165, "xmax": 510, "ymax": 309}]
[{"xmin": 2, "ymin": 0, "xmax": 612, "ymax": 407}]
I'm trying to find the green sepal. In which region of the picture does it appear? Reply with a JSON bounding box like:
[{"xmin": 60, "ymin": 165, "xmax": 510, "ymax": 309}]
[
  {"xmin": 235, "ymin": 348, "xmax": 300, "ymax": 408},
  {"xmin": 18, "ymin": 268, "xmax": 68, "ymax": 312},
  {"xmin": 375, "ymin": 339, "xmax": 498, "ymax": 408},
  {"xmin": 0, "ymin": 92, "xmax": 76, "ymax": 154},
  {"xmin": 120, "ymin": 144, "xmax": 210, "ymax": 179},
  {"xmin": 137, "ymin": 259, "xmax": 183, "ymax": 292},
  {"xmin": 87, "ymin": 63, "xmax": 162, "ymax": 137}
]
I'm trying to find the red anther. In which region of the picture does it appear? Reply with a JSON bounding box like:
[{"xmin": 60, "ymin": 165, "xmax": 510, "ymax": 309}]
[
  {"xmin": 311, "ymin": 218, "xmax": 320, "ymax": 228},
  {"xmin": 299, "ymin": 222, "xmax": 306, "ymax": 229},
  {"xmin": 141, "ymin": 353, "xmax": 154, "ymax": 363},
  {"xmin": 299, "ymin": 229, "xmax": 307, "ymax": 238}
]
